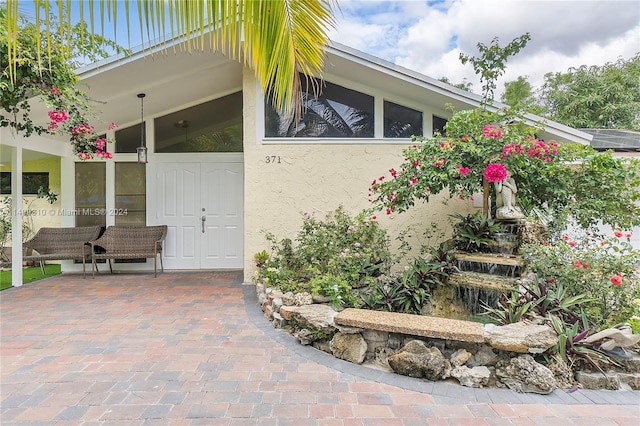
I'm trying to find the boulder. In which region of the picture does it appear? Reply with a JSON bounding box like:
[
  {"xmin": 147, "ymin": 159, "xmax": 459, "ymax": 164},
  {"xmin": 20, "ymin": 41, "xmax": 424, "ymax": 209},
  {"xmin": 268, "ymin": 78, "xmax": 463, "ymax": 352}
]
[
  {"xmin": 451, "ymin": 365, "xmax": 491, "ymax": 388},
  {"xmin": 484, "ymin": 322, "xmax": 557, "ymax": 353},
  {"xmin": 387, "ymin": 340, "xmax": 451, "ymax": 380},
  {"xmin": 495, "ymin": 355, "xmax": 557, "ymax": 394},
  {"xmin": 330, "ymin": 332, "xmax": 368, "ymax": 364},
  {"xmin": 290, "ymin": 304, "xmax": 338, "ymax": 336}
]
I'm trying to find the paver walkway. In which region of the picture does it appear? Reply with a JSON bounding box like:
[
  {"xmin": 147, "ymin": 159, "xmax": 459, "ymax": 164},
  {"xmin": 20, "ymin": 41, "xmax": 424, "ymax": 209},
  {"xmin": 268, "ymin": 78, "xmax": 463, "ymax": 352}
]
[{"xmin": 1, "ymin": 271, "xmax": 638, "ymax": 425}]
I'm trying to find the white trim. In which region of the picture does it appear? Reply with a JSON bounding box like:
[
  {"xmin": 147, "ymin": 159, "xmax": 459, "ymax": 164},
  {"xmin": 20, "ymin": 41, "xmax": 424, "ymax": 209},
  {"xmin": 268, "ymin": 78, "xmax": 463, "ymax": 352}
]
[
  {"xmin": 260, "ymin": 138, "xmax": 414, "ymax": 146},
  {"xmin": 11, "ymin": 147, "xmax": 23, "ymax": 287}
]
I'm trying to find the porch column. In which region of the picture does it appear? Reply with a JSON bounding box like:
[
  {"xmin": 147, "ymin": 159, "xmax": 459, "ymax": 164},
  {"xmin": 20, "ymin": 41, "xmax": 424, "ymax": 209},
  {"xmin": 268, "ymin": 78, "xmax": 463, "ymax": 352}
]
[{"xmin": 11, "ymin": 146, "xmax": 23, "ymax": 287}]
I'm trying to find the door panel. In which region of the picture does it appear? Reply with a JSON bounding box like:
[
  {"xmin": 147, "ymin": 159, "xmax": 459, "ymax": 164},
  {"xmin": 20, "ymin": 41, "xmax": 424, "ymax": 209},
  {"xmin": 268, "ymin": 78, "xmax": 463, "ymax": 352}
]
[
  {"xmin": 201, "ymin": 163, "xmax": 243, "ymax": 269},
  {"xmin": 156, "ymin": 163, "xmax": 200, "ymax": 269},
  {"xmin": 156, "ymin": 161, "xmax": 243, "ymax": 269}
]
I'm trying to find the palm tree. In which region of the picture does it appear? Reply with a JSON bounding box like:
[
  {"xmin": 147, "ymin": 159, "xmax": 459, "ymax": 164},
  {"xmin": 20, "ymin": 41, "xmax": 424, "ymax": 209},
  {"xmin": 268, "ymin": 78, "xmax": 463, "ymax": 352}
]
[{"xmin": 4, "ymin": 0, "xmax": 337, "ymax": 117}]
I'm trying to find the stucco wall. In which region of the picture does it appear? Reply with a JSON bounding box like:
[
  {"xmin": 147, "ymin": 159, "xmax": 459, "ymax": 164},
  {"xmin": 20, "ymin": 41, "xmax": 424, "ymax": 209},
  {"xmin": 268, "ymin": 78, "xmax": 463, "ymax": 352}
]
[
  {"xmin": 242, "ymin": 74, "xmax": 479, "ymax": 281},
  {"xmin": 1, "ymin": 156, "xmax": 62, "ymax": 244}
]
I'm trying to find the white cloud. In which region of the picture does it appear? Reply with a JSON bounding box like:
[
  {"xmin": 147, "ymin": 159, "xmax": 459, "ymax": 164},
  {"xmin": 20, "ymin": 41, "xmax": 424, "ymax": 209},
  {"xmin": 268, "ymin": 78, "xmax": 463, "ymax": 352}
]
[{"xmin": 329, "ymin": 0, "xmax": 640, "ymax": 97}]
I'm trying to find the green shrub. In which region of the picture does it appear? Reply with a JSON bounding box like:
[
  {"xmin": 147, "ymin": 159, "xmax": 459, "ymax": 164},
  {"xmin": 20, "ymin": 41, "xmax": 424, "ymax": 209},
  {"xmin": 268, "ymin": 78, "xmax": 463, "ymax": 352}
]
[
  {"xmin": 521, "ymin": 232, "xmax": 640, "ymax": 327},
  {"xmin": 255, "ymin": 206, "xmax": 393, "ymax": 298}
]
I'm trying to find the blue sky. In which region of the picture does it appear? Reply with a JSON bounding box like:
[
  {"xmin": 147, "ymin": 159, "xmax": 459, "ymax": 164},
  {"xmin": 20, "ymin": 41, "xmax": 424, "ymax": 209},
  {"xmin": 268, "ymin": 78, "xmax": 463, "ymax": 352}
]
[{"xmin": 13, "ymin": 0, "xmax": 640, "ymax": 98}]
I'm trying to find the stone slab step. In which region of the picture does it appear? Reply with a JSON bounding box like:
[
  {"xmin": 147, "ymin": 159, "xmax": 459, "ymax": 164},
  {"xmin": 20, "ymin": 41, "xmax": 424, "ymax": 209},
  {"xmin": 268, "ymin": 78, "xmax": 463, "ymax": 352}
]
[
  {"xmin": 454, "ymin": 252, "xmax": 523, "ymax": 267},
  {"xmin": 334, "ymin": 308, "xmax": 485, "ymax": 343},
  {"xmin": 448, "ymin": 272, "xmax": 518, "ymax": 292}
]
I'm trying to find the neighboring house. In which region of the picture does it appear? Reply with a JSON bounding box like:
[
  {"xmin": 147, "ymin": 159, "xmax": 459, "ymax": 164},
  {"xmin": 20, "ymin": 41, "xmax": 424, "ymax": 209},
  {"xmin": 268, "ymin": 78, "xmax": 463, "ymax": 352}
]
[{"xmin": 1, "ymin": 39, "xmax": 592, "ymax": 284}]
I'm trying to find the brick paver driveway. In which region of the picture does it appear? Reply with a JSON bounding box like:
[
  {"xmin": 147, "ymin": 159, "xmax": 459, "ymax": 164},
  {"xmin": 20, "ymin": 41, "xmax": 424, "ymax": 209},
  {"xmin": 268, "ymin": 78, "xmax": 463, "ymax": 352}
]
[{"xmin": 1, "ymin": 271, "xmax": 639, "ymax": 425}]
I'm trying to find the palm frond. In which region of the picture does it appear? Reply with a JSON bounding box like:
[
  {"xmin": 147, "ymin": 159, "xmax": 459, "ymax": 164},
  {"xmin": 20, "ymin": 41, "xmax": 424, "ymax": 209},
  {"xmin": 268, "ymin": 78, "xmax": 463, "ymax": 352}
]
[{"xmin": 5, "ymin": 0, "xmax": 337, "ymax": 117}]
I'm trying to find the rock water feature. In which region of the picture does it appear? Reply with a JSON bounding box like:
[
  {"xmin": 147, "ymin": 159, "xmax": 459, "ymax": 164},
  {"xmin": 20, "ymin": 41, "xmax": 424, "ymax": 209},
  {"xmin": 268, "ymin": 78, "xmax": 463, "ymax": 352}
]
[
  {"xmin": 254, "ymin": 221, "xmax": 640, "ymax": 392},
  {"xmin": 447, "ymin": 220, "xmax": 523, "ymax": 316}
]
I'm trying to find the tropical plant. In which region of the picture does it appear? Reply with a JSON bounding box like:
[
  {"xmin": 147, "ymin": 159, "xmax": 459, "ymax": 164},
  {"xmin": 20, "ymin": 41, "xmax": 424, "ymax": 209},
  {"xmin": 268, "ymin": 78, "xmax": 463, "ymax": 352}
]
[
  {"xmin": 4, "ymin": 0, "xmax": 337, "ymax": 120},
  {"xmin": 548, "ymin": 314, "xmax": 615, "ymax": 371},
  {"xmin": 359, "ymin": 256, "xmax": 450, "ymax": 315},
  {"xmin": 450, "ymin": 212, "xmax": 502, "ymax": 253},
  {"xmin": 253, "ymin": 250, "xmax": 269, "ymax": 267}
]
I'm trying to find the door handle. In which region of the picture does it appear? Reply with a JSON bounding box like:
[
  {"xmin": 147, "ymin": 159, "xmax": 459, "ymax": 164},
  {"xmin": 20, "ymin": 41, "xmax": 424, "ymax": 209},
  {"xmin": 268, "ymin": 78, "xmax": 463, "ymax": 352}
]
[{"xmin": 201, "ymin": 216, "xmax": 206, "ymax": 233}]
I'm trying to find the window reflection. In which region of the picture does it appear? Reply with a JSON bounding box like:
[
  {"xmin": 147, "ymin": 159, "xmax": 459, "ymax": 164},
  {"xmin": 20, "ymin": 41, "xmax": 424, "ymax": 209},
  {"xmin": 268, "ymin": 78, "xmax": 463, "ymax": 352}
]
[
  {"xmin": 384, "ymin": 101, "xmax": 423, "ymax": 138},
  {"xmin": 154, "ymin": 92, "xmax": 243, "ymax": 153},
  {"xmin": 265, "ymin": 77, "xmax": 374, "ymax": 138},
  {"xmin": 75, "ymin": 162, "xmax": 106, "ymax": 227}
]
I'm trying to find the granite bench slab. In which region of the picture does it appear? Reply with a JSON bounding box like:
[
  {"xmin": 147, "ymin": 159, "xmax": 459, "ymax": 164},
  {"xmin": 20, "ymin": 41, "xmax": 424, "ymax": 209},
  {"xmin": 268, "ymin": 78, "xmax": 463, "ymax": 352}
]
[{"xmin": 334, "ymin": 308, "xmax": 485, "ymax": 343}]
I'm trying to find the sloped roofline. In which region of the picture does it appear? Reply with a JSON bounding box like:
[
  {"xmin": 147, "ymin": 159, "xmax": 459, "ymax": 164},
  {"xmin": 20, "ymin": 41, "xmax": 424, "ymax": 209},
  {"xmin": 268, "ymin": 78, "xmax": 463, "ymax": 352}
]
[
  {"xmin": 75, "ymin": 36, "xmax": 592, "ymax": 145},
  {"xmin": 326, "ymin": 41, "xmax": 591, "ymax": 145}
]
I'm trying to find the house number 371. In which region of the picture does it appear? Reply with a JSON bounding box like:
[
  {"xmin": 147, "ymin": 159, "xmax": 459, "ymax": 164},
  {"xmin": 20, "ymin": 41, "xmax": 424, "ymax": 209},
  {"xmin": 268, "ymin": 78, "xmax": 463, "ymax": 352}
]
[{"xmin": 265, "ymin": 155, "xmax": 281, "ymax": 164}]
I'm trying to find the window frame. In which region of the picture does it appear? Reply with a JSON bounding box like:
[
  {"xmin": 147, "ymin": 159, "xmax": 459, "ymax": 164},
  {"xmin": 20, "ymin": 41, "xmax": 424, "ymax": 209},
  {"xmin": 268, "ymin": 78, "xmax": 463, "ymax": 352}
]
[{"xmin": 259, "ymin": 76, "xmax": 445, "ymax": 145}]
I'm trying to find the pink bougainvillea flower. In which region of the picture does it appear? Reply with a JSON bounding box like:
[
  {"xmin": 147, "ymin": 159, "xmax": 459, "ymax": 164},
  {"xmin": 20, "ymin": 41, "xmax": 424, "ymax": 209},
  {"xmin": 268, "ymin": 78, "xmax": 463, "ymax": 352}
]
[
  {"xmin": 562, "ymin": 235, "xmax": 569, "ymax": 241},
  {"xmin": 73, "ymin": 124, "xmax": 93, "ymax": 135},
  {"xmin": 481, "ymin": 124, "xmax": 502, "ymax": 138},
  {"xmin": 108, "ymin": 122, "xmax": 118, "ymax": 130},
  {"xmin": 413, "ymin": 159, "xmax": 420, "ymax": 167},
  {"xmin": 95, "ymin": 137, "xmax": 107, "ymax": 150},
  {"xmin": 433, "ymin": 158, "xmax": 446, "ymax": 167},
  {"xmin": 502, "ymin": 143, "xmax": 524, "ymax": 157},
  {"xmin": 48, "ymin": 109, "xmax": 68, "ymax": 123},
  {"xmin": 573, "ymin": 260, "xmax": 583, "ymax": 268},
  {"xmin": 625, "ymin": 233, "xmax": 632, "ymax": 238},
  {"xmin": 610, "ymin": 274, "xmax": 623, "ymax": 286},
  {"xmin": 483, "ymin": 163, "xmax": 507, "ymax": 182},
  {"xmin": 389, "ymin": 168, "xmax": 397, "ymax": 178},
  {"xmin": 614, "ymin": 230, "xmax": 624, "ymax": 238},
  {"xmin": 47, "ymin": 122, "xmax": 59, "ymax": 131},
  {"xmin": 568, "ymin": 241, "xmax": 576, "ymax": 247},
  {"xmin": 371, "ymin": 215, "xmax": 377, "ymax": 220},
  {"xmin": 50, "ymin": 88, "xmax": 60, "ymax": 95},
  {"xmin": 457, "ymin": 166, "xmax": 470, "ymax": 176}
]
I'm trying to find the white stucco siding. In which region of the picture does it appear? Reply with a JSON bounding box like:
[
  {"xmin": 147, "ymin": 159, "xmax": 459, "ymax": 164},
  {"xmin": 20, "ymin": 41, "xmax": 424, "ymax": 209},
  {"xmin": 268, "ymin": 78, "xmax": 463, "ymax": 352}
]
[{"xmin": 242, "ymin": 74, "xmax": 477, "ymax": 281}]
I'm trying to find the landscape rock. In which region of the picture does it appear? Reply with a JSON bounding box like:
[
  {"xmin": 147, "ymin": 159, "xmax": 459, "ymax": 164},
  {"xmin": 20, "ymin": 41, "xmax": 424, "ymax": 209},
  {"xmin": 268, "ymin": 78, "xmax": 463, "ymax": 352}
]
[
  {"xmin": 484, "ymin": 322, "xmax": 558, "ymax": 353},
  {"xmin": 282, "ymin": 292, "xmax": 296, "ymax": 306},
  {"xmin": 294, "ymin": 292, "xmax": 314, "ymax": 306},
  {"xmin": 295, "ymin": 328, "xmax": 317, "ymax": 345},
  {"xmin": 290, "ymin": 304, "xmax": 338, "ymax": 336},
  {"xmin": 330, "ymin": 333, "xmax": 368, "ymax": 364},
  {"xmin": 374, "ymin": 346, "xmax": 395, "ymax": 366},
  {"xmin": 467, "ymin": 345, "xmax": 498, "ymax": 367},
  {"xmin": 450, "ymin": 349, "xmax": 472, "ymax": 367},
  {"xmin": 575, "ymin": 371, "xmax": 621, "ymax": 390},
  {"xmin": 451, "ymin": 365, "xmax": 491, "ymax": 388},
  {"xmin": 387, "ymin": 340, "xmax": 451, "ymax": 380},
  {"xmin": 496, "ymin": 355, "xmax": 557, "ymax": 394}
]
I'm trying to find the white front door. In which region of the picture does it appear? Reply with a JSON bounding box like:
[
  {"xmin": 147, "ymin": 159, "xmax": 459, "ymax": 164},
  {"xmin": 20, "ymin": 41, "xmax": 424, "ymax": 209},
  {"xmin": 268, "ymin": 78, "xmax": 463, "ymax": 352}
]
[{"xmin": 156, "ymin": 161, "xmax": 243, "ymax": 269}]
